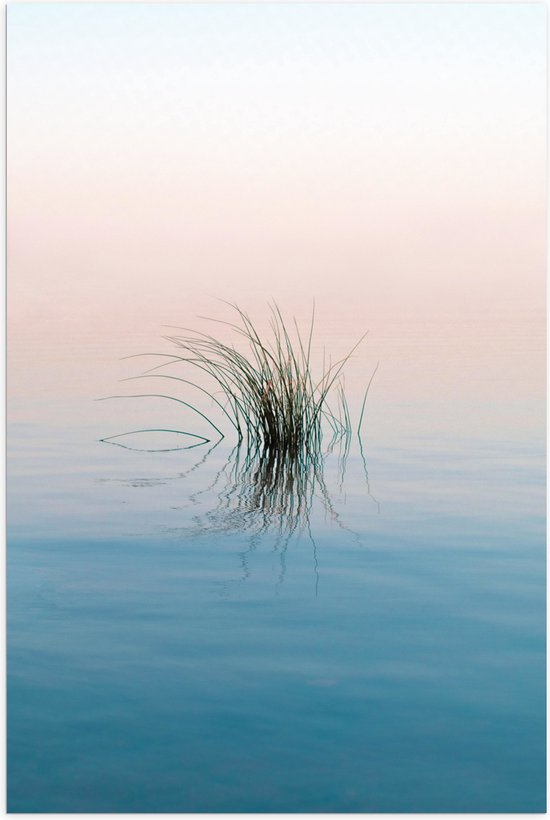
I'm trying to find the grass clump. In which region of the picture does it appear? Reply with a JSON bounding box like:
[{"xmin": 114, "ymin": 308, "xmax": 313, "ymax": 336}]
[
  {"xmin": 101, "ymin": 301, "xmax": 377, "ymax": 458},
  {"xmin": 146, "ymin": 301, "xmax": 368, "ymax": 455}
]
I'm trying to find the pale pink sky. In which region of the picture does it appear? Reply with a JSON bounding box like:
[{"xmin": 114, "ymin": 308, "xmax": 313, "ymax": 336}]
[{"xmin": 8, "ymin": 3, "xmax": 546, "ymax": 337}]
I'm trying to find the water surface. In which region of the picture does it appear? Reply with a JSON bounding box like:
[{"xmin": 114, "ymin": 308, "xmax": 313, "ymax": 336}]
[{"xmin": 8, "ymin": 311, "xmax": 546, "ymax": 812}]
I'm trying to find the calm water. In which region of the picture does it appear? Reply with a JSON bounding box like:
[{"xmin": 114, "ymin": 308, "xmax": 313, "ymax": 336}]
[{"xmin": 7, "ymin": 312, "xmax": 546, "ymax": 812}]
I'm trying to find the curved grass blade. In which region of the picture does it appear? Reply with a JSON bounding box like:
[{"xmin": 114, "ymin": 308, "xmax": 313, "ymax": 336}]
[{"xmin": 99, "ymin": 428, "xmax": 210, "ymax": 452}]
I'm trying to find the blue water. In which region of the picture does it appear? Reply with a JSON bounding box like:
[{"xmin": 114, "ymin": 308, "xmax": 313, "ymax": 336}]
[{"xmin": 7, "ymin": 323, "xmax": 546, "ymax": 813}]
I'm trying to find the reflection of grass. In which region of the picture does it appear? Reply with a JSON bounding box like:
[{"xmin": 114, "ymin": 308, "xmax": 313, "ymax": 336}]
[
  {"xmin": 196, "ymin": 440, "xmax": 325, "ymax": 539},
  {"xmin": 177, "ymin": 440, "xmax": 342, "ymax": 596},
  {"xmin": 178, "ymin": 436, "xmax": 378, "ymax": 596}
]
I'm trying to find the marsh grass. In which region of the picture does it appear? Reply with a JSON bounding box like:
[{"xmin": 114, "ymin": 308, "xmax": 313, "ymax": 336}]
[{"xmin": 115, "ymin": 301, "xmax": 371, "ymax": 455}]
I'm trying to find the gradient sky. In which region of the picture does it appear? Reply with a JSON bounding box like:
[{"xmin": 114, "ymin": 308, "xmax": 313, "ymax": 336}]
[{"xmin": 8, "ymin": 2, "xmax": 546, "ymax": 333}]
